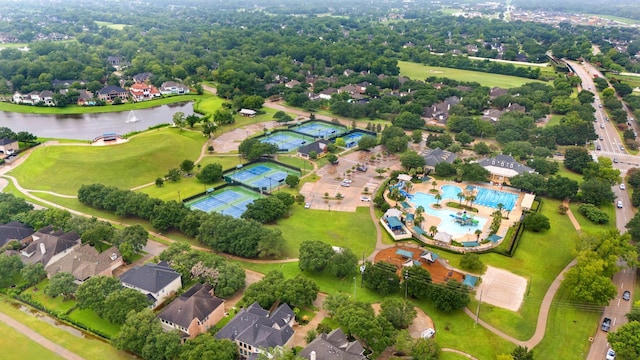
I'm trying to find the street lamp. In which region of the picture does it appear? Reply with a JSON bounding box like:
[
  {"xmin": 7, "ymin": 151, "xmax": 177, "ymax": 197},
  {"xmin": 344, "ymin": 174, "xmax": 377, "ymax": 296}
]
[
  {"xmin": 353, "ymin": 277, "xmax": 357, "ymax": 300},
  {"xmin": 404, "ymin": 270, "xmax": 409, "ymax": 300}
]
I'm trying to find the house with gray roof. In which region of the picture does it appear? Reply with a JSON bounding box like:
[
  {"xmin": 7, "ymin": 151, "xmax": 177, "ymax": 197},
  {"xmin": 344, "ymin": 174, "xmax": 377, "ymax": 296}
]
[
  {"xmin": 133, "ymin": 72, "xmax": 153, "ymax": 83},
  {"xmin": 216, "ymin": 302, "xmax": 295, "ymax": 359},
  {"xmin": 158, "ymin": 283, "xmax": 225, "ymax": 339},
  {"xmin": 298, "ymin": 139, "xmax": 330, "ymax": 159},
  {"xmin": 0, "ymin": 138, "xmax": 18, "ymax": 155},
  {"xmin": 423, "ymin": 148, "xmax": 457, "ymax": 170},
  {"xmin": 0, "ymin": 221, "xmax": 33, "ymax": 248},
  {"xmin": 300, "ymin": 328, "xmax": 366, "ymax": 360},
  {"xmin": 19, "ymin": 226, "xmax": 80, "ymax": 267},
  {"xmin": 477, "ymin": 154, "xmax": 535, "ymax": 185},
  {"xmin": 423, "ymin": 96, "xmax": 460, "ymax": 123},
  {"xmin": 97, "ymin": 85, "xmax": 127, "ymax": 102},
  {"xmin": 120, "ymin": 261, "xmax": 182, "ymax": 309}
]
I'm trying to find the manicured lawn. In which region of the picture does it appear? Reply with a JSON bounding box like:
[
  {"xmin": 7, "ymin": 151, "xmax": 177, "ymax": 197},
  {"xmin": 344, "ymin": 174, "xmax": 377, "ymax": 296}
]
[
  {"xmin": 275, "ymin": 155, "xmax": 314, "ymax": 175},
  {"xmin": 556, "ymin": 164, "xmax": 583, "ymax": 184},
  {"xmin": 27, "ymin": 280, "xmax": 77, "ymax": 314},
  {"xmin": 0, "ymin": 321, "xmax": 65, "ymax": 360},
  {"xmin": 269, "ymin": 206, "xmax": 377, "ymax": 258},
  {"xmin": 95, "ymin": 21, "xmax": 128, "ymax": 30},
  {"xmin": 0, "ymin": 297, "xmax": 135, "ymax": 360},
  {"xmin": 9, "ymin": 127, "xmax": 205, "ymax": 195},
  {"xmin": 68, "ymin": 308, "xmax": 122, "ymax": 338},
  {"xmin": 569, "ymin": 202, "xmax": 617, "ymax": 233},
  {"xmin": 546, "ymin": 114, "xmax": 564, "ymax": 127},
  {"xmin": 0, "ymin": 94, "xmax": 204, "ymax": 114},
  {"xmin": 398, "ymin": 61, "xmax": 544, "ymax": 88}
]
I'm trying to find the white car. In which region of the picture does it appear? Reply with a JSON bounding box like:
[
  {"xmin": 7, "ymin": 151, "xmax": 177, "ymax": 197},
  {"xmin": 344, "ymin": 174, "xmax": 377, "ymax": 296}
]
[
  {"xmin": 620, "ymin": 183, "xmax": 626, "ymax": 190},
  {"xmin": 617, "ymin": 200, "xmax": 623, "ymax": 209},
  {"xmin": 421, "ymin": 328, "xmax": 436, "ymax": 339},
  {"xmin": 606, "ymin": 348, "xmax": 615, "ymax": 360},
  {"xmin": 342, "ymin": 179, "xmax": 352, "ymax": 184},
  {"xmin": 304, "ymin": 202, "xmax": 311, "ymax": 209},
  {"xmin": 360, "ymin": 196, "xmax": 371, "ymax": 202}
]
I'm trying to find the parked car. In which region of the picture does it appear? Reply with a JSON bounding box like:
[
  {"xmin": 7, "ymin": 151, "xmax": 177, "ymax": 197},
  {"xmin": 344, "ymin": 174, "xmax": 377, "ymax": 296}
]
[
  {"xmin": 341, "ymin": 181, "xmax": 351, "ymax": 187},
  {"xmin": 613, "ymin": 158, "xmax": 618, "ymax": 163},
  {"xmin": 356, "ymin": 164, "xmax": 368, "ymax": 172},
  {"xmin": 617, "ymin": 201, "xmax": 623, "ymax": 209},
  {"xmin": 606, "ymin": 348, "xmax": 616, "ymax": 360},
  {"xmin": 360, "ymin": 196, "xmax": 371, "ymax": 202},
  {"xmin": 597, "ymin": 145, "xmax": 601, "ymax": 150},
  {"xmin": 342, "ymin": 178, "xmax": 352, "ymax": 184},
  {"xmin": 622, "ymin": 290, "xmax": 631, "ymax": 301},
  {"xmin": 600, "ymin": 123, "xmax": 605, "ymax": 128},
  {"xmin": 421, "ymin": 328, "xmax": 436, "ymax": 339},
  {"xmin": 620, "ymin": 183, "xmax": 626, "ymax": 190},
  {"xmin": 599, "ymin": 104, "xmax": 603, "ymax": 108},
  {"xmin": 601, "ymin": 317, "xmax": 612, "ymax": 332},
  {"xmin": 304, "ymin": 202, "xmax": 311, "ymax": 209}
]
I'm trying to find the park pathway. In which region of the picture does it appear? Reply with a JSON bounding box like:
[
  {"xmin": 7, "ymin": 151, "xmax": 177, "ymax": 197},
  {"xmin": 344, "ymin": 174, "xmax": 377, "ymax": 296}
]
[
  {"xmin": 0, "ymin": 312, "xmax": 85, "ymax": 360},
  {"xmin": 464, "ymin": 198, "xmax": 580, "ymax": 349}
]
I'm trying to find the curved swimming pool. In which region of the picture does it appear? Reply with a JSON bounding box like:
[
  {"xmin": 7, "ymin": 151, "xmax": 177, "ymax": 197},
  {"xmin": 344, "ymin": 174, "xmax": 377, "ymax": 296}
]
[{"xmin": 412, "ymin": 187, "xmax": 487, "ymax": 237}]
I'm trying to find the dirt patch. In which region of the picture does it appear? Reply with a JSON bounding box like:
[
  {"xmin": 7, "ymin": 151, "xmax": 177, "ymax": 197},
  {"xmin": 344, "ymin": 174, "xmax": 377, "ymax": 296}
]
[{"xmin": 475, "ymin": 266, "xmax": 527, "ymax": 312}]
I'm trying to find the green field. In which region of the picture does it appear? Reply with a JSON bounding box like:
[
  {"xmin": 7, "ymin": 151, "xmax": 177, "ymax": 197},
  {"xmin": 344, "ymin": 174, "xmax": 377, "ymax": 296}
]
[
  {"xmin": 398, "ymin": 61, "xmax": 544, "ymax": 88},
  {"xmin": 9, "ymin": 128, "xmax": 205, "ymax": 195},
  {"xmin": 95, "ymin": 21, "xmax": 129, "ymax": 30},
  {"xmin": 0, "ymin": 321, "xmax": 64, "ymax": 360}
]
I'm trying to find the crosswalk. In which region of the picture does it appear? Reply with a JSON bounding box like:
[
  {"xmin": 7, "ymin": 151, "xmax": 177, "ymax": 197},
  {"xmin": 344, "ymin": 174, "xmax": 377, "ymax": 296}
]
[{"xmin": 593, "ymin": 150, "xmax": 639, "ymax": 159}]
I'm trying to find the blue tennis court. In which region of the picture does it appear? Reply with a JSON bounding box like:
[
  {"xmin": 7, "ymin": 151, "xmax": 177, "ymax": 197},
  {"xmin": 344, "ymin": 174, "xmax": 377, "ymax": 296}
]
[
  {"xmin": 260, "ymin": 131, "xmax": 313, "ymax": 152},
  {"xmin": 185, "ymin": 187, "xmax": 263, "ymax": 219},
  {"xmin": 228, "ymin": 163, "xmax": 301, "ymax": 193},
  {"xmin": 341, "ymin": 131, "xmax": 369, "ymax": 148},
  {"xmin": 291, "ymin": 121, "xmax": 347, "ymax": 138}
]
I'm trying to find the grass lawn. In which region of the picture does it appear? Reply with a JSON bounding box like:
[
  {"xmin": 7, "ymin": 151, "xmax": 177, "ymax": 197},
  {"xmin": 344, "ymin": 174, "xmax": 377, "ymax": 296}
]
[
  {"xmin": 569, "ymin": 202, "xmax": 617, "ymax": 233},
  {"xmin": 9, "ymin": 127, "xmax": 205, "ymax": 195},
  {"xmin": 95, "ymin": 21, "xmax": 128, "ymax": 29},
  {"xmin": 556, "ymin": 164, "xmax": 584, "ymax": 184},
  {"xmin": 0, "ymin": 296, "xmax": 135, "ymax": 360},
  {"xmin": 0, "ymin": 321, "xmax": 65, "ymax": 360},
  {"xmin": 27, "ymin": 280, "xmax": 77, "ymax": 315},
  {"xmin": 68, "ymin": 308, "xmax": 122, "ymax": 338},
  {"xmin": 275, "ymin": 155, "xmax": 314, "ymax": 175},
  {"xmin": 546, "ymin": 114, "xmax": 564, "ymax": 127},
  {"xmin": 398, "ymin": 61, "xmax": 544, "ymax": 88},
  {"xmin": 0, "ymin": 94, "xmax": 204, "ymax": 114},
  {"xmin": 269, "ymin": 206, "xmax": 377, "ymax": 258}
]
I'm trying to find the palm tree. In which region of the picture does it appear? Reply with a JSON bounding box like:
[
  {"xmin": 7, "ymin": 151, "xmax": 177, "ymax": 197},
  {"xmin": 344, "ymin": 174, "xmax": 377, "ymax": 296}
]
[
  {"xmin": 497, "ymin": 203, "xmax": 504, "ymax": 217},
  {"xmin": 429, "ymin": 225, "xmax": 438, "ymax": 237},
  {"xmin": 416, "ymin": 205, "xmax": 425, "ymax": 217},
  {"xmin": 457, "ymin": 192, "xmax": 465, "ymax": 205},
  {"xmin": 468, "ymin": 195, "xmax": 476, "ymax": 208},
  {"xmin": 431, "ymin": 180, "xmax": 438, "ymax": 190},
  {"xmin": 435, "ymin": 194, "xmax": 442, "ymax": 206},
  {"xmin": 475, "ymin": 229, "xmax": 482, "ymax": 241}
]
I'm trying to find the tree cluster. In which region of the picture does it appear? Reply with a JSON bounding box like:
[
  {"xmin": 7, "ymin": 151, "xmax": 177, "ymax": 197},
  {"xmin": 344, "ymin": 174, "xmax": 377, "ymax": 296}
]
[
  {"xmin": 298, "ymin": 240, "xmax": 359, "ymax": 278},
  {"xmin": 76, "ymin": 276, "xmax": 150, "ymax": 324},
  {"xmin": 240, "ymin": 270, "xmax": 319, "ymax": 309}
]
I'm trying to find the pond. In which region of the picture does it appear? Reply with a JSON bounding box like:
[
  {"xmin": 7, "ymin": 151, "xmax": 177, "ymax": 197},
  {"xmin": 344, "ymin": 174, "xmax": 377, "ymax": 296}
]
[{"xmin": 0, "ymin": 102, "xmax": 194, "ymax": 140}]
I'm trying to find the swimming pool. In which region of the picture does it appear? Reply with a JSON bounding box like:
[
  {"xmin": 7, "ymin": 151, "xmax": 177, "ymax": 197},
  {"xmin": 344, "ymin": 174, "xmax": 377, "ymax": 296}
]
[
  {"xmin": 411, "ymin": 187, "xmax": 487, "ymax": 237},
  {"xmin": 474, "ymin": 188, "xmax": 518, "ymax": 211}
]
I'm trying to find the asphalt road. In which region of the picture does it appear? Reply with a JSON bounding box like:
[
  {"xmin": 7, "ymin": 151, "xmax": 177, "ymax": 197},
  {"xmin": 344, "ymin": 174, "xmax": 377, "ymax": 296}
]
[{"xmin": 567, "ymin": 59, "xmax": 638, "ymax": 360}]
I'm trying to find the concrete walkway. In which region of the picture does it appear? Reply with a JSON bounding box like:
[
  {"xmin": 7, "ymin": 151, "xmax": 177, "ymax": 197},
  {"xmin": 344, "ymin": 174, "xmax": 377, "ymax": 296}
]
[
  {"xmin": 0, "ymin": 312, "xmax": 85, "ymax": 360},
  {"xmin": 464, "ymin": 198, "xmax": 580, "ymax": 348}
]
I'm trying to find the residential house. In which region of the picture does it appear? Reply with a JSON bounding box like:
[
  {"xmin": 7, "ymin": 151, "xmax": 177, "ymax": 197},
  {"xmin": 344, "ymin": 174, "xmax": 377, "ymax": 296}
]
[
  {"xmin": 0, "ymin": 138, "xmax": 18, "ymax": 155},
  {"xmin": 505, "ymin": 103, "xmax": 526, "ymax": 113},
  {"xmin": 456, "ymin": 85, "xmax": 472, "ymax": 92},
  {"xmin": 319, "ymin": 87, "xmax": 338, "ymax": 100},
  {"xmin": 12, "ymin": 91, "xmax": 54, "ymax": 106},
  {"xmin": 297, "ymin": 139, "xmax": 330, "ymax": 159},
  {"xmin": 129, "ymin": 83, "xmax": 161, "ymax": 102},
  {"xmin": 75, "ymin": 89, "xmax": 95, "ymax": 106},
  {"xmin": 423, "ymin": 96, "xmax": 460, "ymax": 123},
  {"xmin": 107, "ymin": 56, "xmax": 123, "ymax": 67},
  {"xmin": 158, "ymin": 283, "xmax": 225, "ymax": 339},
  {"xmin": 489, "ymin": 87, "xmax": 508, "ymax": 99},
  {"xmin": 477, "ymin": 154, "xmax": 535, "ymax": 185},
  {"xmin": 120, "ymin": 261, "xmax": 182, "ymax": 309},
  {"xmin": 422, "ymin": 148, "xmax": 457, "ymax": 171},
  {"xmin": 285, "ymin": 79, "xmax": 300, "ymax": 88},
  {"xmin": 300, "ymin": 328, "xmax": 366, "ymax": 360},
  {"xmin": 45, "ymin": 243, "xmax": 123, "ymax": 282},
  {"xmin": 51, "ymin": 79, "xmax": 86, "ymax": 89},
  {"xmin": 356, "ymin": 82, "xmax": 371, "ymax": 94},
  {"xmin": 239, "ymin": 109, "xmax": 257, "ymax": 117},
  {"xmin": 338, "ymin": 84, "xmax": 357, "ymax": 95},
  {"xmin": 481, "ymin": 108, "xmax": 505, "ymax": 122},
  {"xmin": 97, "ymin": 85, "xmax": 127, "ymax": 102},
  {"xmin": 465, "ymin": 44, "xmax": 479, "ymax": 54},
  {"xmin": 160, "ymin": 81, "xmax": 190, "ymax": 95},
  {"xmin": 0, "ymin": 221, "xmax": 33, "ymax": 248},
  {"xmin": 343, "ymin": 69, "xmax": 355, "ymax": 77},
  {"xmin": 133, "ymin": 72, "xmax": 153, "ymax": 83},
  {"xmin": 18, "ymin": 226, "xmax": 80, "ymax": 267},
  {"xmin": 215, "ymin": 302, "xmax": 295, "ymax": 359}
]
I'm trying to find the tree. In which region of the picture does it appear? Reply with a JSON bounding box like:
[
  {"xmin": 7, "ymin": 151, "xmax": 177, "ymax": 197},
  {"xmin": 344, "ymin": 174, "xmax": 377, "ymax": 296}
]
[
  {"xmin": 411, "ymin": 129, "xmax": 423, "ymax": 144},
  {"xmin": 429, "ymin": 280, "xmax": 470, "ymax": 312},
  {"xmin": 358, "ymin": 135, "xmax": 378, "ymax": 150},
  {"xmin": 626, "ymin": 212, "xmax": 640, "ymax": 243},
  {"xmin": 197, "ymin": 163, "xmax": 223, "ymax": 184},
  {"xmin": 166, "ymin": 168, "xmax": 181, "ymax": 182},
  {"xmin": 142, "ymin": 331, "xmax": 183, "ymax": 360},
  {"xmin": 172, "ymin": 111, "xmax": 186, "ymax": 129},
  {"xmin": 179, "ymin": 334, "xmax": 238, "ymax": 360},
  {"xmin": 412, "ymin": 338, "xmax": 440, "ymax": 360},
  {"xmin": 285, "ymin": 174, "xmax": 299, "ymax": 188},
  {"xmin": 563, "ymin": 255, "xmax": 617, "ymax": 305},
  {"xmin": 523, "ymin": 213, "xmax": 550, "ymax": 232},
  {"xmin": 460, "ymin": 253, "xmax": 483, "ymax": 272},
  {"xmin": 180, "ymin": 159, "xmax": 195, "ymax": 175},
  {"xmin": 400, "ymin": 151, "xmax": 426, "ymax": 170},
  {"xmin": 393, "ymin": 111, "xmax": 424, "ymax": 129},
  {"xmin": 81, "ymin": 222, "xmax": 115, "ymax": 250},
  {"xmin": 238, "ymin": 138, "xmax": 279, "ymax": 160},
  {"xmin": 185, "ymin": 114, "xmax": 201, "ymax": 128},
  {"xmin": 278, "ymin": 274, "xmax": 319, "ymax": 307},
  {"xmin": 116, "ymin": 224, "xmax": 149, "ymax": 254},
  {"xmin": 155, "ymin": 177, "xmax": 164, "ymax": 187},
  {"xmin": 76, "ymin": 276, "xmax": 122, "ymax": 312},
  {"xmin": 299, "ymin": 240, "xmax": 335, "ymax": 273},
  {"xmin": 20, "ymin": 263, "xmax": 46, "ymax": 288},
  {"xmin": 580, "ymin": 179, "xmax": 615, "ymax": 206},
  {"xmin": 435, "ymin": 162, "xmax": 456, "ymax": 177},
  {"xmin": 460, "ymin": 163, "xmax": 490, "ymax": 182},
  {"xmin": 608, "ymin": 321, "xmax": 640, "ymax": 360},
  {"xmin": 45, "ymin": 272, "xmax": 77, "ymax": 300},
  {"xmin": 363, "ymin": 261, "xmax": 400, "ymax": 296},
  {"xmin": 380, "ymin": 298, "xmax": 416, "ymax": 329},
  {"xmin": 0, "ymin": 254, "xmax": 24, "ymax": 287},
  {"xmin": 564, "ymin": 147, "xmax": 593, "ymax": 174},
  {"xmin": 242, "ymin": 197, "xmax": 287, "ymax": 223},
  {"xmin": 511, "ymin": 346, "xmax": 534, "ymax": 360},
  {"xmin": 0, "ymin": 193, "xmax": 34, "ymax": 223},
  {"xmin": 113, "ymin": 309, "xmax": 163, "ymax": 355},
  {"xmin": 328, "ymin": 247, "xmax": 358, "ymax": 278},
  {"xmin": 102, "ymin": 288, "xmax": 151, "ymax": 324}
]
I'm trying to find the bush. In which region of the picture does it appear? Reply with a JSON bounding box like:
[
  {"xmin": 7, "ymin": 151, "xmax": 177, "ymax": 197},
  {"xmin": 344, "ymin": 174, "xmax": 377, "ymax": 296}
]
[
  {"xmin": 578, "ymin": 204, "xmax": 609, "ymax": 224},
  {"xmin": 460, "ymin": 253, "xmax": 483, "ymax": 272}
]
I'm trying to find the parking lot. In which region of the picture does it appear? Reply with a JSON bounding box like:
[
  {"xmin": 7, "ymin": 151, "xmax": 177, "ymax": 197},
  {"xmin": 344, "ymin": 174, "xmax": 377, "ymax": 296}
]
[{"xmin": 299, "ymin": 146, "xmax": 402, "ymax": 212}]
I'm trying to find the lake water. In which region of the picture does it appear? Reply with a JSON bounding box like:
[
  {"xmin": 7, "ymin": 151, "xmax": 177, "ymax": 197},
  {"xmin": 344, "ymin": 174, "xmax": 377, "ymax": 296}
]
[{"xmin": 0, "ymin": 102, "xmax": 194, "ymax": 140}]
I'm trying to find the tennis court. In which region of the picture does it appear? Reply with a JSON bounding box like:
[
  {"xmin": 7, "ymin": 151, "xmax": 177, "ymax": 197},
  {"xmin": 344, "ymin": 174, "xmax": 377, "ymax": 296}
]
[
  {"xmin": 227, "ymin": 162, "xmax": 301, "ymax": 192},
  {"xmin": 290, "ymin": 121, "xmax": 347, "ymax": 138},
  {"xmin": 185, "ymin": 186, "xmax": 263, "ymax": 218},
  {"xmin": 260, "ymin": 131, "xmax": 314, "ymax": 152},
  {"xmin": 341, "ymin": 130, "xmax": 371, "ymax": 148}
]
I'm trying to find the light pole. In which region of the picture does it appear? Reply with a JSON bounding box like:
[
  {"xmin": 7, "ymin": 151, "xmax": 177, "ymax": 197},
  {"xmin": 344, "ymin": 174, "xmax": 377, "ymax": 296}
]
[
  {"xmin": 404, "ymin": 270, "xmax": 409, "ymax": 300},
  {"xmin": 353, "ymin": 277, "xmax": 357, "ymax": 300}
]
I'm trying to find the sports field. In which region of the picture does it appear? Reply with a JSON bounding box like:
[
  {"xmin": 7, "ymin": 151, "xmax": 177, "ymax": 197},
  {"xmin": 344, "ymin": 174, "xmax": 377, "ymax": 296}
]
[
  {"xmin": 398, "ymin": 61, "xmax": 544, "ymax": 88},
  {"xmin": 289, "ymin": 120, "xmax": 347, "ymax": 138},
  {"xmin": 226, "ymin": 162, "xmax": 301, "ymax": 193},
  {"xmin": 340, "ymin": 130, "xmax": 371, "ymax": 148},
  {"xmin": 185, "ymin": 186, "xmax": 262, "ymax": 218},
  {"xmin": 260, "ymin": 131, "xmax": 314, "ymax": 152}
]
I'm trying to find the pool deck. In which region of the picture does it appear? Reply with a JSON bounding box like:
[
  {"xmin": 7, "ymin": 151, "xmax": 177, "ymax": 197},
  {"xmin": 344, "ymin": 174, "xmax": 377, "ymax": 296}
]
[{"xmin": 386, "ymin": 180, "xmax": 524, "ymax": 249}]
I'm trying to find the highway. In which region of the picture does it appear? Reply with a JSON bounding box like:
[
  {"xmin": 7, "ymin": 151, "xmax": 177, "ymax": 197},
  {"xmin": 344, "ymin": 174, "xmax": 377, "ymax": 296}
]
[{"xmin": 566, "ymin": 59, "xmax": 637, "ymax": 360}]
